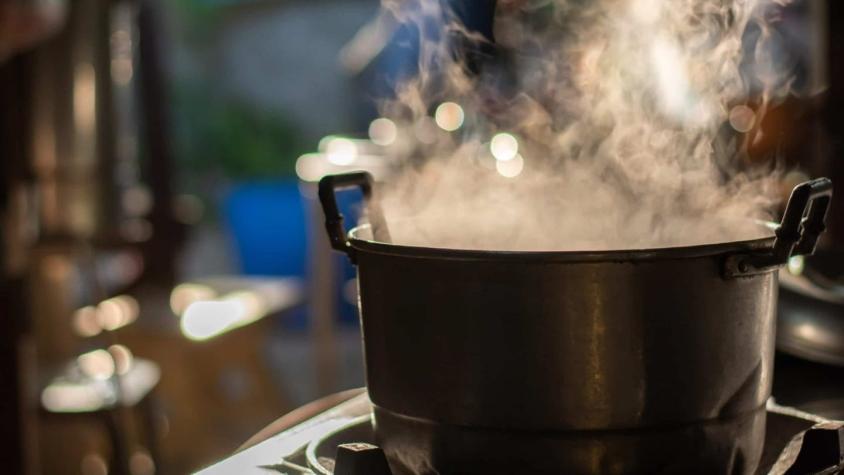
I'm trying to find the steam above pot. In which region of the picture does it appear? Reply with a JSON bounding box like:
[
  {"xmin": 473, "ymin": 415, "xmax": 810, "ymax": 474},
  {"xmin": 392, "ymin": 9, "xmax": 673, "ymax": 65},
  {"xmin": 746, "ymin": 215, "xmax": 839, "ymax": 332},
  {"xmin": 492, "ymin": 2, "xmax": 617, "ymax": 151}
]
[{"xmin": 365, "ymin": 0, "xmax": 799, "ymax": 251}]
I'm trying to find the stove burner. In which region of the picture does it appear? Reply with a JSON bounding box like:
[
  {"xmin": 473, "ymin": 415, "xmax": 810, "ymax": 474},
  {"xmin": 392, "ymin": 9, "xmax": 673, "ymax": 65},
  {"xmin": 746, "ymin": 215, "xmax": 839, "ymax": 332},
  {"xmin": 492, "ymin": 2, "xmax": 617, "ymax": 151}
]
[
  {"xmin": 306, "ymin": 410, "xmax": 843, "ymax": 475},
  {"xmin": 198, "ymin": 392, "xmax": 844, "ymax": 475}
]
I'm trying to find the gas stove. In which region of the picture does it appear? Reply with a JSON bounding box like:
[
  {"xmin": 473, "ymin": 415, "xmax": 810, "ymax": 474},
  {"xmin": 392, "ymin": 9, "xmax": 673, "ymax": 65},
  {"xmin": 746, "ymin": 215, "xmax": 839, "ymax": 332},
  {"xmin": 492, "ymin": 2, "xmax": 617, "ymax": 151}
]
[{"xmin": 197, "ymin": 388, "xmax": 843, "ymax": 475}]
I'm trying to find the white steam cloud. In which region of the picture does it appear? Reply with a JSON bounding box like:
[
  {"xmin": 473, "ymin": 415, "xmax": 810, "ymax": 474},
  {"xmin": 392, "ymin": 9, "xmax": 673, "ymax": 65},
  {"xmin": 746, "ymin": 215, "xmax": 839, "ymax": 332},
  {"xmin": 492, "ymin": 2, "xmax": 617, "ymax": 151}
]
[{"xmin": 368, "ymin": 0, "xmax": 794, "ymax": 251}]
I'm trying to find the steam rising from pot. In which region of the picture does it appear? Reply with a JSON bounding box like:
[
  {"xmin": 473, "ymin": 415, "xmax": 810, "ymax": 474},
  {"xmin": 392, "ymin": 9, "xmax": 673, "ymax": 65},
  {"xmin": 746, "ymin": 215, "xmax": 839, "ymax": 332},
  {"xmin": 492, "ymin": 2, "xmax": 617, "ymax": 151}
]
[{"xmin": 367, "ymin": 0, "xmax": 795, "ymax": 251}]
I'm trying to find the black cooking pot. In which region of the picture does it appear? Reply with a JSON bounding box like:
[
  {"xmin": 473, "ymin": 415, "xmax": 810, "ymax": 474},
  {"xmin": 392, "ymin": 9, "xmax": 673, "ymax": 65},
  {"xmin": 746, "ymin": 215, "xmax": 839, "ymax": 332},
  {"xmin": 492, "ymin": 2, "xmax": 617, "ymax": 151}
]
[{"xmin": 318, "ymin": 172, "xmax": 832, "ymax": 475}]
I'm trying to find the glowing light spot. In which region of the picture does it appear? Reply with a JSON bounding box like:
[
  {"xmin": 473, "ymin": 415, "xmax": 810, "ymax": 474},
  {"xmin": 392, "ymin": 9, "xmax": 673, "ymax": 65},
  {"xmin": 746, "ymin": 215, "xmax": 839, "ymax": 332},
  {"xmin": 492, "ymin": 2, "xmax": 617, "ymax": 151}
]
[
  {"xmin": 73, "ymin": 306, "xmax": 101, "ymax": 337},
  {"xmin": 368, "ymin": 118, "xmax": 398, "ymax": 146},
  {"xmin": 170, "ymin": 283, "xmax": 217, "ymax": 316},
  {"xmin": 794, "ymin": 323, "xmax": 820, "ymax": 341},
  {"xmin": 97, "ymin": 295, "xmax": 139, "ymax": 331},
  {"xmin": 434, "ymin": 102, "xmax": 464, "ymax": 131},
  {"xmin": 111, "ymin": 58, "xmax": 133, "ymax": 86},
  {"xmin": 787, "ymin": 255, "xmax": 804, "ymax": 276},
  {"xmin": 490, "ymin": 133, "xmax": 519, "ymax": 161},
  {"xmin": 729, "ymin": 105, "xmax": 756, "ymax": 133},
  {"xmin": 78, "ymin": 349, "xmax": 115, "ymax": 381},
  {"xmin": 121, "ymin": 186, "xmax": 153, "ymax": 217},
  {"xmin": 325, "ymin": 138, "xmax": 358, "ymax": 165},
  {"xmin": 180, "ymin": 300, "xmax": 243, "ymax": 341},
  {"xmin": 81, "ymin": 453, "xmax": 109, "ymax": 475},
  {"xmin": 173, "ymin": 193, "xmax": 204, "ymax": 225},
  {"xmin": 295, "ymin": 153, "xmax": 324, "ymax": 182},
  {"xmin": 120, "ymin": 219, "xmax": 153, "ymax": 243},
  {"xmin": 130, "ymin": 450, "xmax": 155, "ymax": 475},
  {"xmin": 74, "ymin": 63, "xmax": 96, "ymax": 134},
  {"xmin": 180, "ymin": 290, "xmax": 268, "ymax": 341},
  {"xmin": 42, "ymin": 383, "xmax": 109, "ymax": 413},
  {"xmin": 496, "ymin": 154, "xmax": 525, "ymax": 178},
  {"xmin": 108, "ymin": 344, "xmax": 134, "ymax": 375},
  {"xmin": 97, "ymin": 300, "xmax": 123, "ymax": 330}
]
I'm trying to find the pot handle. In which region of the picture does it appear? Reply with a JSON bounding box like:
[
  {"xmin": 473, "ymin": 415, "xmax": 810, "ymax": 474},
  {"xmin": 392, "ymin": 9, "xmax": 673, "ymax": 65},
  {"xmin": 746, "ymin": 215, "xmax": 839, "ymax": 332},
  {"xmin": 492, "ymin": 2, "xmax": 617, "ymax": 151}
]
[
  {"xmin": 318, "ymin": 172, "xmax": 391, "ymax": 261},
  {"xmin": 726, "ymin": 177, "xmax": 832, "ymax": 277}
]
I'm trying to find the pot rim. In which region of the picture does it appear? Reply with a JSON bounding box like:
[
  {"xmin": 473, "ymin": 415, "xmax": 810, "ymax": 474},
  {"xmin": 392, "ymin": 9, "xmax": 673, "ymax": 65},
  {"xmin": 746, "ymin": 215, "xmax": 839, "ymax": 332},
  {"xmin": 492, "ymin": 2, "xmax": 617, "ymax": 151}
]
[{"xmin": 347, "ymin": 222, "xmax": 778, "ymax": 262}]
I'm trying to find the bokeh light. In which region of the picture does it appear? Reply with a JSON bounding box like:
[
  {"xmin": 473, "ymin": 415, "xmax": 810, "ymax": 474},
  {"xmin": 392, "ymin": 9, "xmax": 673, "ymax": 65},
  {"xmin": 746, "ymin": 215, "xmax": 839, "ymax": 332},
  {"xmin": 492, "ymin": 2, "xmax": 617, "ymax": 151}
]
[
  {"xmin": 108, "ymin": 344, "xmax": 134, "ymax": 375},
  {"xmin": 368, "ymin": 118, "xmax": 398, "ymax": 146},
  {"xmin": 129, "ymin": 450, "xmax": 155, "ymax": 475},
  {"xmin": 496, "ymin": 154, "xmax": 525, "ymax": 178},
  {"xmin": 179, "ymin": 290, "xmax": 270, "ymax": 341},
  {"xmin": 97, "ymin": 295, "xmax": 139, "ymax": 331},
  {"xmin": 180, "ymin": 301, "xmax": 242, "ymax": 341},
  {"xmin": 434, "ymin": 102, "xmax": 464, "ymax": 131},
  {"xmin": 729, "ymin": 105, "xmax": 756, "ymax": 133},
  {"xmin": 73, "ymin": 306, "xmax": 101, "ymax": 337},
  {"xmin": 490, "ymin": 133, "xmax": 519, "ymax": 161},
  {"xmin": 170, "ymin": 283, "xmax": 217, "ymax": 316},
  {"xmin": 325, "ymin": 137, "xmax": 358, "ymax": 165},
  {"xmin": 78, "ymin": 349, "xmax": 115, "ymax": 381},
  {"xmin": 81, "ymin": 453, "xmax": 109, "ymax": 475}
]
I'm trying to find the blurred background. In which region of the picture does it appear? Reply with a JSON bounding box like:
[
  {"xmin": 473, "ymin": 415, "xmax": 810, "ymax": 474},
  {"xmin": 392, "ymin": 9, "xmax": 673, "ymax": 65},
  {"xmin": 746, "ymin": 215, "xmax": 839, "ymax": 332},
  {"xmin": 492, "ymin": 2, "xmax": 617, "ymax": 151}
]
[{"xmin": 1, "ymin": 0, "xmax": 843, "ymax": 474}]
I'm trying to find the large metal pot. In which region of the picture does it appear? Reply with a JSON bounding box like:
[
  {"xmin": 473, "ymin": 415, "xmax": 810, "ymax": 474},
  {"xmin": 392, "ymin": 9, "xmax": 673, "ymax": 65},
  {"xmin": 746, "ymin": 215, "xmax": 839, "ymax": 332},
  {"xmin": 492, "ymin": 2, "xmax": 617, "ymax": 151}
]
[{"xmin": 318, "ymin": 172, "xmax": 832, "ymax": 475}]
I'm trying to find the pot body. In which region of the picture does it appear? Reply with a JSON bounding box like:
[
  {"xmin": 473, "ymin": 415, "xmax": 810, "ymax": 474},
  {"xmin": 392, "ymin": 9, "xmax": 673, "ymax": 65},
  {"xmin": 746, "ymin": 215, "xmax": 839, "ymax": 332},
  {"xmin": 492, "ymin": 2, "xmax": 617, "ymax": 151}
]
[
  {"xmin": 317, "ymin": 172, "xmax": 831, "ymax": 474},
  {"xmin": 351, "ymin": 235, "xmax": 778, "ymax": 474}
]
